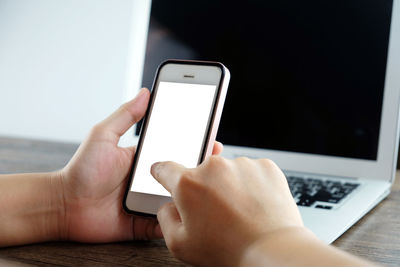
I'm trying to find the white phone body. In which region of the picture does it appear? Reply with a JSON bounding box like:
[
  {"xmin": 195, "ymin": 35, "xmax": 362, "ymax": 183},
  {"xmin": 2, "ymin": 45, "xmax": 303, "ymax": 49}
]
[{"xmin": 123, "ymin": 60, "xmax": 230, "ymax": 216}]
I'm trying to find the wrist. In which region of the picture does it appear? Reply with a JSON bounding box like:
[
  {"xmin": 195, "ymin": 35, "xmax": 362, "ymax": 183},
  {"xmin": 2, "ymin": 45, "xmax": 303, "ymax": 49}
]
[
  {"xmin": 0, "ymin": 172, "xmax": 68, "ymax": 247},
  {"xmin": 48, "ymin": 170, "xmax": 68, "ymax": 241},
  {"xmin": 239, "ymin": 226, "xmax": 316, "ymax": 267},
  {"xmin": 239, "ymin": 226, "xmax": 374, "ymax": 267}
]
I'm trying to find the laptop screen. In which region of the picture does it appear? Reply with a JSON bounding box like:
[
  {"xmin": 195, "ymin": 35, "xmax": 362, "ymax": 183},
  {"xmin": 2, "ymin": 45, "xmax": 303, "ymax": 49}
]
[{"xmin": 140, "ymin": 0, "xmax": 394, "ymax": 161}]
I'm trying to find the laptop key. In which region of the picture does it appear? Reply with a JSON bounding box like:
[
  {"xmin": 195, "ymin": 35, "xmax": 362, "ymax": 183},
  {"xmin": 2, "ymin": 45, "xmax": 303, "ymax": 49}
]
[
  {"xmin": 315, "ymin": 205, "xmax": 333, "ymax": 210},
  {"xmin": 297, "ymin": 197, "xmax": 316, "ymax": 207}
]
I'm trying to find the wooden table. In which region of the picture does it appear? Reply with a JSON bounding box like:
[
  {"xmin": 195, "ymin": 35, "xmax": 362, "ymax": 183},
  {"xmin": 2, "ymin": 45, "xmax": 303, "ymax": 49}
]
[{"xmin": 0, "ymin": 137, "xmax": 399, "ymax": 266}]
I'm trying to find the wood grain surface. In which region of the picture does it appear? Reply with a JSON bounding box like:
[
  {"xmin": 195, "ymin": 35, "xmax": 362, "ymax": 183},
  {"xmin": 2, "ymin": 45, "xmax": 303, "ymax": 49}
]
[{"xmin": 0, "ymin": 137, "xmax": 399, "ymax": 266}]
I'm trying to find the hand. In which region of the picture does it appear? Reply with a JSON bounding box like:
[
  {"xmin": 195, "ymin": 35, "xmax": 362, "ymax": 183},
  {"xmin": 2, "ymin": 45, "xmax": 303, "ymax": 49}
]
[
  {"xmin": 151, "ymin": 156, "xmax": 303, "ymax": 266},
  {"xmin": 56, "ymin": 88, "xmax": 223, "ymax": 242}
]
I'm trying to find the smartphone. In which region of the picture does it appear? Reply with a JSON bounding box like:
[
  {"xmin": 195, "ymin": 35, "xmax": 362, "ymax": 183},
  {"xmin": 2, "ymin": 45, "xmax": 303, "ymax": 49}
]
[{"xmin": 123, "ymin": 60, "xmax": 230, "ymax": 216}]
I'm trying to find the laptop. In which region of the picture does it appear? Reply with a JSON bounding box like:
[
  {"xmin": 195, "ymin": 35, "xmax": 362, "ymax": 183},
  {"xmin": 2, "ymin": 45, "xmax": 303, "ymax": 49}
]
[{"xmin": 136, "ymin": 0, "xmax": 400, "ymax": 243}]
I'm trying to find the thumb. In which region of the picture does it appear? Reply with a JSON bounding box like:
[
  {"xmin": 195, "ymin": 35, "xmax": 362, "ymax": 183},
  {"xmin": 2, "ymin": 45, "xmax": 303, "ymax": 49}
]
[{"xmin": 94, "ymin": 88, "xmax": 150, "ymax": 142}]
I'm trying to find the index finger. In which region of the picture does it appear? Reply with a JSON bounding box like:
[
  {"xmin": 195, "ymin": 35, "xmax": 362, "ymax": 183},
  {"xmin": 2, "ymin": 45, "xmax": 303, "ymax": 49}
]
[{"xmin": 151, "ymin": 161, "xmax": 186, "ymax": 193}]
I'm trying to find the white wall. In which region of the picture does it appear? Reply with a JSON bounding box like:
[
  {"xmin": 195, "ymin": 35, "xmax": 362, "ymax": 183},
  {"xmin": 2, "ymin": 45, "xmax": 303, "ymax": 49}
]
[{"xmin": 0, "ymin": 0, "xmax": 150, "ymax": 145}]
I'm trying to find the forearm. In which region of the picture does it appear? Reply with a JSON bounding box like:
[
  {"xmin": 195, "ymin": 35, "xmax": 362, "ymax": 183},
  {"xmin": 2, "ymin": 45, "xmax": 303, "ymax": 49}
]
[
  {"xmin": 239, "ymin": 227, "xmax": 376, "ymax": 267},
  {"xmin": 0, "ymin": 172, "xmax": 65, "ymax": 247}
]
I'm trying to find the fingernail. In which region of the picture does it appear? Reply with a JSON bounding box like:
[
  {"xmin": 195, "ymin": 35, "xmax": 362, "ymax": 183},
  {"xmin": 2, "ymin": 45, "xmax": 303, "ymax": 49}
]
[
  {"xmin": 138, "ymin": 88, "xmax": 147, "ymax": 96},
  {"xmin": 151, "ymin": 162, "xmax": 162, "ymax": 175},
  {"xmin": 132, "ymin": 88, "xmax": 147, "ymax": 101}
]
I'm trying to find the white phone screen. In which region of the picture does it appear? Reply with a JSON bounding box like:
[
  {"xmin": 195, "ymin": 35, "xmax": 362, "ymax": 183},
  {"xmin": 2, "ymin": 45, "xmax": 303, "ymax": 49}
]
[{"xmin": 130, "ymin": 81, "xmax": 217, "ymax": 196}]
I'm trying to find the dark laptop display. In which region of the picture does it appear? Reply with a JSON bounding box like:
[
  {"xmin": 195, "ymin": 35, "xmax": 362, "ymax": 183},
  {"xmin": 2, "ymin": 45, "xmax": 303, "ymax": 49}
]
[{"xmin": 141, "ymin": 0, "xmax": 394, "ymax": 161}]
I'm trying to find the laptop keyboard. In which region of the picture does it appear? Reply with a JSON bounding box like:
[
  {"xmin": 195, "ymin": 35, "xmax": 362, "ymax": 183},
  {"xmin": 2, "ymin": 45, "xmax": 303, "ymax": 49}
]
[{"xmin": 287, "ymin": 176, "xmax": 360, "ymax": 209}]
